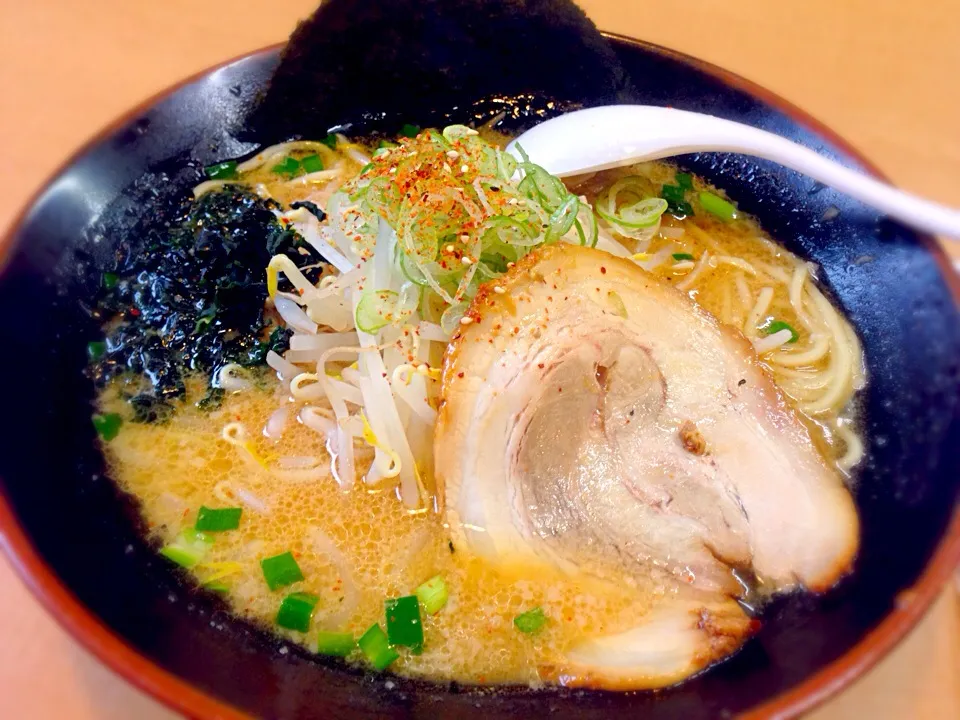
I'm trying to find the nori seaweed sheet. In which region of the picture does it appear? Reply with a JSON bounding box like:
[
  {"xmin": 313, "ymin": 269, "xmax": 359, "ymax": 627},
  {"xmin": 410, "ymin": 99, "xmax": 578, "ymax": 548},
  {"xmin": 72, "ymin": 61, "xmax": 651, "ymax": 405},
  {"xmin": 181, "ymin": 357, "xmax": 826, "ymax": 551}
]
[{"xmin": 247, "ymin": 0, "xmax": 633, "ymax": 141}]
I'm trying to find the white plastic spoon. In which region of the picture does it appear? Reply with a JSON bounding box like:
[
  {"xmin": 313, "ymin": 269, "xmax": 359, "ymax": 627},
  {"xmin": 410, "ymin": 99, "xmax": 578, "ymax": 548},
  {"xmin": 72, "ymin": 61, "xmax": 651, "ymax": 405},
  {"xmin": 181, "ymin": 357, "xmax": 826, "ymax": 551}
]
[{"xmin": 506, "ymin": 105, "xmax": 960, "ymax": 238}]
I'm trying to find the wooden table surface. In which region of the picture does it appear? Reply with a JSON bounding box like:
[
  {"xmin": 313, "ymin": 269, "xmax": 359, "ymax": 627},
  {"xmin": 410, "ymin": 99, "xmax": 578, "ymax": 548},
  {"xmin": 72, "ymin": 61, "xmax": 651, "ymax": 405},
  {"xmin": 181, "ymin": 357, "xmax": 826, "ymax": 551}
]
[{"xmin": 0, "ymin": 1, "xmax": 957, "ymax": 717}]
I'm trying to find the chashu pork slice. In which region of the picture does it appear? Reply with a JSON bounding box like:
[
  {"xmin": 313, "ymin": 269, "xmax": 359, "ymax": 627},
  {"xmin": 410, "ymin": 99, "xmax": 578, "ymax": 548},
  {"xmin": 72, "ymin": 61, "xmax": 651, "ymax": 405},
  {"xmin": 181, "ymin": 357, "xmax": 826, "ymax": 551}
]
[{"xmin": 434, "ymin": 244, "xmax": 859, "ymax": 689}]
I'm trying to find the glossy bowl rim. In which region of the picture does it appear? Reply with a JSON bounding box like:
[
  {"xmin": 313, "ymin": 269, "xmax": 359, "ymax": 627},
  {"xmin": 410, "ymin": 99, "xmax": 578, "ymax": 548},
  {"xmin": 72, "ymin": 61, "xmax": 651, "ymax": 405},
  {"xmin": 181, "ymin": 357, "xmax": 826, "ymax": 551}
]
[{"xmin": 0, "ymin": 34, "xmax": 958, "ymax": 720}]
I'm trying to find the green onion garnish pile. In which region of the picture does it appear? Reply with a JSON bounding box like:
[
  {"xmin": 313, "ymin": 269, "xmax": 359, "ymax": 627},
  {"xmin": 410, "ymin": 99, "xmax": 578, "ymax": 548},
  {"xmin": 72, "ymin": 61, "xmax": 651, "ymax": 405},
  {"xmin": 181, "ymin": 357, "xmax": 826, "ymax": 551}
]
[{"xmin": 324, "ymin": 125, "xmax": 596, "ymax": 331}]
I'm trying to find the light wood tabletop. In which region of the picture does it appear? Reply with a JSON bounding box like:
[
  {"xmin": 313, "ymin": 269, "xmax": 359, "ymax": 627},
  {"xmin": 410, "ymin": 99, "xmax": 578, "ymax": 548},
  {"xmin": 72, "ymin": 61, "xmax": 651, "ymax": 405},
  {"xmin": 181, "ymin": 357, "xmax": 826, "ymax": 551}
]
[{"xmin": 0, "ymin": 1, "xmax": 957, "ymax": 718}]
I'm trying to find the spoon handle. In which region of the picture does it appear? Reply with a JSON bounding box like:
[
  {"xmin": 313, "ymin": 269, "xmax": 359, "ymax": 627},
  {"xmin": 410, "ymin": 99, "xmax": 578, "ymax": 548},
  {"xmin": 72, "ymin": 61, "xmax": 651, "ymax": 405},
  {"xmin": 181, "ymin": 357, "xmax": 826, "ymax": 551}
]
[
  {"xmin": 511, "ymin": 106, "xmax": 960, "ymax": 239},
  {"xmin": 704, "ymin": 118, "xmax": 960, "ymax": 239}
]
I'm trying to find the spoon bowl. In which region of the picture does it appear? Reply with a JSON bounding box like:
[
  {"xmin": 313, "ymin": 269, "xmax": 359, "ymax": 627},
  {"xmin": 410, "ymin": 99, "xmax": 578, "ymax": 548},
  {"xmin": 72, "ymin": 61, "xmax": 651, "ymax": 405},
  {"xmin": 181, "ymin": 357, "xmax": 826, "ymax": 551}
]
[{"xmin": 508, "ymin": 105, "xmax": 960, "ymax": 238}]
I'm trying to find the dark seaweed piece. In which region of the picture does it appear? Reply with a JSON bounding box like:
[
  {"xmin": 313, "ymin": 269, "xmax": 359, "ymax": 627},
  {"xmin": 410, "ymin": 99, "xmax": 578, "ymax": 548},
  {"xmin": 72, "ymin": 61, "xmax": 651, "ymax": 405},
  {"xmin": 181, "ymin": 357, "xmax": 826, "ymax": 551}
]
[
  {"xmin": 290, "ymin": 200, "xmax": 327, "ymax": 222},
  {"xmin": 90, "ymin": 187, "xmax": 318, "ymax": 415},
  {"xmin": 196, "ymin": 387, "xmax": 226, "ymax": 412},
  {"xmin": 242, "ymin": 325, "xmax": 294, "ymax": 368},
  {"xmin": 130, "ymin": 393, "xmax": 176, "ymax": 424},
  {"xmin": 246, "ymin": 0, "xmax": 633, "ymax": 141}
]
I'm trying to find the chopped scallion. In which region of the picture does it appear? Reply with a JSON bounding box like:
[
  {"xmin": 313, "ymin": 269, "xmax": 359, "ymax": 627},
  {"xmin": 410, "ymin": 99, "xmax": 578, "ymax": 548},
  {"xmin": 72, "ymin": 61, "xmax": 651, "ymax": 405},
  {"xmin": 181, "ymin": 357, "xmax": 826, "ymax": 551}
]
[
  {"xmin": 86, "ymin": 340, "xmax": 107, "ymax": 361},
  {"xmin": 300, "ymin": 154, "xmax": 324, "ymax": 173},
  {"xmin": 377, "ymin": 140, "xmax": 399, "ymax": 150},
  {"xmin": 513, "ymin": 606, "xmax": 547, "ymax": 634},
  {"xmin": 159, "ymin": 546, "xmax": 201, "ymax": 568},
  {"xmin": 699, "ymin": 191, "xmax": 738, "ymax": 221},
  {"xmin": 360, "ymin": 162, "xmax": 375, "ymax": 174},
  {"xmin": 320, "ymin": 134, "xmax": 338, "ymax": 149},
  {"xmin": 260, "ymin": 551, "xmax": 304, "ymax": 591},
  {"xmin": 92, "ymin": 413, "xmax": 122, "ymax": 441},
  {"xmin": 672, "ymin": 252, "xmax": 695, "ymax": 261},
  {"xmin": 160, "ymin": 527, "xmax": 214, "ymax": 568},
  {"xmin": 385, "ymin": 595, "xmax": 423, "ymax": 652},
  {"xmin": 276, "ymin": 592, "xmax": 319, "ymax": 633},
  {"xmin": 660, "ymin": 184, "xmax": 686, "ymax": 205},
  {"xmin": 399, "ymin": 123, "xmax": 421, "ymax": 138},
  {"xmin": 763, "ymin": 320, "xmax": 799, "ymax": 343},
  {"xmin": 661, "ymin": 184, "xmax": 694, "ymax": 217},
  {"xmin": 358, "ymin": 623, "xmax": 399, "ymax": 670},
  {"xmin": 204, "ymin": 160, "xmax": 238, "ymax": 180},
  {"xmin": 272, "ymin": 156, "xmax": 301, "ymax": 177},
  {"xmin": 675, "ymin": 171, "xmax": 694, "ymax": 190},
  {"xmin": 204, "ymin": 580, "xmax": 229, "ymax": 593},
  {"xmin": 195, "ymin": 506, "xmax": 242, "ymax": 532},
  {"xmin": 102, "ymin": 272, "xmax": 118, "ymax": 290},
  {"xmin": 414, "ymin": 575, "xmax": 448, "ymax": 615},
  {"xmin": 316, "ymin": 631, "xmax": 356, "ymax": 657}
]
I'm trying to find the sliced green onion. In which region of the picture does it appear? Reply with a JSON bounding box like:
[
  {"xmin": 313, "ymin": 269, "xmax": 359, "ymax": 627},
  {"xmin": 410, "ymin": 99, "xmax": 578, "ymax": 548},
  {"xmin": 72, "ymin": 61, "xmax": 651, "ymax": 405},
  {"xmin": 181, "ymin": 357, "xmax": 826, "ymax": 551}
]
[
  {"xmin": 675, "ymin": 171, "xmax": 694, "ymax": 190},
  {"xmin": 477, "ymin": 257, "xmax": 506, "ymax": 279},
  {"xmin": 195, "ymin": 506, "xmax": 242, "ymax": 532},
  {"xmin": 272, "ymin": 156, "xmax": 301, "ymax": 177},
  {"xmin": 398, "ymin": 251, "xmax": 430, "ymax": 287},
  {"xmin": 316, "ymin": 631, "xmax": 356, "ymax": 657},
  {"xmin": 442, "ymin": 125, "xmax": 477, "ymax": 143},
  {"xmin": 355, "ymin": 289, "xmax": 399, "ymax": 333},
  {"xmin": 546, "ymin": 194, "xmax": 580, "ymax": 241},
  {"xmin": 513, "ymin": 606, "xmax": 547, "ymax": 634},
  {"xmin": 321, "ymin": 134, "xmax": 338, "ymax": 149},
  {"xmin": 204, "ymin": 160, "xmax": 238, "ymax": 180},
  {"xmin": 276, "ymin": 592, "xmax": 319, "ymax": 633},
  {"xmin": 334, "ymin": 127, "xmax": 578, "ymax": 322},
  {"xmin": 619, "ymin": 197, "xmax": 668, "ymax": 227},
  {"xmin": 203, "ymin": 580, "xmax": 229, "ymax": 593},
  {"xmin": 672, "ymin": 252, "xmax": 695, "ymax": 261},
  {"xmin": 596, "ymin": 196, "xmax": 668, "ymax": 229},
  {"xmin": 385, "ymin": 595, "xmax": 423, "ymax": 651},
  {"xmin": 440, "ymin": 302, "xmax": 469, "ymax": 336},
  {"xmin": 573, "ymin": 202, "xmax": 599, "ymax": 248},
  {"xmin": 399, "ymin": 124, "xmax": 421, "ymax": 138},
  {"xmin": 496, "ymin": 149, "xmax": 518, "ymax": 180},
  {"xmin": 482, "ymin": 215, "xmax": 538, "ymax": 248},
  {"xmin": 763, "ymin": 320, "xmax": 799, "ymax": 343},
  {"xmin": 160, "ymin": 527, "xmax": 214, "ymax": 569},
  {"xmin": 518, "ymin": 164, "xmax": 567, "ymax": 210},
  {"xmin": 87, "ymin": 340, "xmax": 107, "ymax": 361},
  {"xmin": 92, "ymin": 413, "xmax": 122, "ymax": 441},
  {"xmin": 358, "ymin": 623, "xmax": 400, "ymax": 670},
  {"xmin": 415, "ymin": 575, "xmax": 449, "ymax": 615},
  {"xmin": 300, "ymin": 154, "xmax": 324, "ymax": 173},
  {"xmin": 699, "ymin": 191, "xmax": 738, "ymax": 221},
  {"xmin": 260, "ymin": 551, "xmax": 304, "ymax": 591},
  {"xmin": 360, "ymin": 162, "xmax": 375, "ymax": 174},
  {"xmin": 102, "ymin": 272, "xmax": 118, "ymax": 290}
]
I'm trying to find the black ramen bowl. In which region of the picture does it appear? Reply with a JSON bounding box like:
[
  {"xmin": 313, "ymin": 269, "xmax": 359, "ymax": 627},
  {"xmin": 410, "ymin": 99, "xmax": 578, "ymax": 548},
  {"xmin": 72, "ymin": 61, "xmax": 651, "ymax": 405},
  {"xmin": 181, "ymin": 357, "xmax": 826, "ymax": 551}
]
[{"xmin": 1, "ymin": 36, "xmax": 958, "ymax": 720}]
